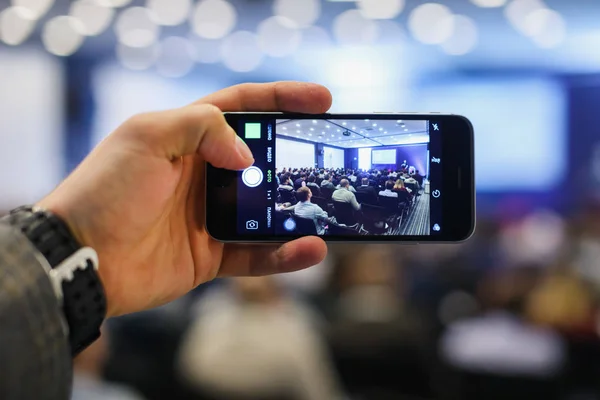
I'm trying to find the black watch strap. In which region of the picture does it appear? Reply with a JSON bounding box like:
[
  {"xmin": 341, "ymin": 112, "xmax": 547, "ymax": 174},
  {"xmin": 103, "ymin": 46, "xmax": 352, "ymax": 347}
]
[{"xmin": 6, "ymin": 206, "xmax": 107, "ymax": 356}]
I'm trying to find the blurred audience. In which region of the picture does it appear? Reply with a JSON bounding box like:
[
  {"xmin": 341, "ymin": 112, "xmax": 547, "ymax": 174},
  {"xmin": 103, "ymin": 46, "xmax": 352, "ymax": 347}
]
[
  {"xmin": 71, "ymin": 327, "xmax": 145, "ymax": 400},
  {"xmin": 177, "ymin": 277, "xmax": 344, "ymax": 400}
]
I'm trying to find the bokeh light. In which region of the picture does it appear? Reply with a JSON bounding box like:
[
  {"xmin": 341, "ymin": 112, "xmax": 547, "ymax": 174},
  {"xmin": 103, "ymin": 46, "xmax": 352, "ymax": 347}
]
[
  {"xmin": 0, "ymin": 6, "xmax": 36, "ymax": 45},
  {"xmin": 11, "ymin": 0, "xmax": 54, "ymax": 20},
  {"xmin": 156, "ymin": 36, "xmax": 195, "ymax": 78},
  {"xmin": 257, "ymin": 16, "xmax": 301, "ymax": 58},
  {"xmin": 504, "ymin": 0, "xmax": 546, "ymax": 36},
  {"xmin": 114, "ymin": 6, "xmax": 160, "ymax": 48},
  {"xmin": 441, "ymin": 14, "xmax": 479, "ymax": 56},
  {"xmin": 333, "ymin": 9, "xmax": 379, "ymax": 46},
  {"xmin": 146, "ymin": 0, "xmax": 191, "ymax": 26},
  {"xmin": 273, "ymin": 0, "xmax": 320, "ymax": 28},
  {"xmin": 97, "ymin": 0, "xmax": 132, "ymax": 7},
  {"xmin": 220, "ymin": 30, "xmax": 263, "ymax": 72},
  {"xmin": 526, "ymin": 8, "xmax": 566, "ymax": 49},
  {"xmin": 357, "ymin": 0, "xmax": 405, "ymax": 20},
  {"xmin": 470, "ymin": 0, "xmax": 507, "ymax": 7},
  {"xmin": 42, "ymin": 15, "xmax": 86, "ymax": 56},
  {"xmin": 408, "ymin": 3, "xmax": 454, "ymax": 45},
  {"xmin": 190, "ymin": 0, "xmax": 237, "ymax": 39},
  {"xmin": 188, "ymin": 35, "xmax": 222, "ymax": 64},
  {"xmin": 69, "ymin": 0, "xmax": 115, "ymax": 37},
  {"xmin": 116, "ymin": 42, "xmax": 158, "ymax": 70}
]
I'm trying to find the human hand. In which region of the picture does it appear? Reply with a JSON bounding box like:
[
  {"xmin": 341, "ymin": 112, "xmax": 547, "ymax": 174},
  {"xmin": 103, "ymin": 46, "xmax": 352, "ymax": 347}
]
[{"xmin": 38, "ymin": 82, "xmax": 332, "ymax": 317}]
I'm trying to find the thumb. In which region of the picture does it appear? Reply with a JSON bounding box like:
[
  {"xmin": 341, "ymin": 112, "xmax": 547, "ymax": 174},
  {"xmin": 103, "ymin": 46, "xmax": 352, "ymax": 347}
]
[{"xmin": 123, "ymin": 104, "xmax": 254, "ymax": 170}]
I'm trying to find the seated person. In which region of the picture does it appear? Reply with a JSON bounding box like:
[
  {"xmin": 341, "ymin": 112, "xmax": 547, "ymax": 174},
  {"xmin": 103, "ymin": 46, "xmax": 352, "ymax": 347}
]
[
  {"xmin": 279, "ymin": 174, "xmax": 293, "ymax": 190},
  {"xmin": 294, "ymin": 173, "xmax": 306, "ymax": 190},
  {"xmin": 393, "ymin": 179, "xmax": 413, "ymax": 197},
  {"xmin": 321, "ymin": 174, "xmax": 335, "ymax": 189},
  {"xmin": 332, "ymin": 179, "xmax": 361, "ymax": 211},
  {"xmin": 284, "ymin": 187, "xmax": 329, "ymax": 234},
  {"xmin": 413, "ymin": 170, "xmax": 424, "ymax": 186},
  {"xmin": 379, "ymin": 181, "xmax": 398, "ymax": 198},
  {"xmin": 404, "ymin": 174, "xmax": 419, "ymax": 188},
  {"xmin": 306, "ymin": 175, "xmax": 321, "ymax": 196},
  {"xmin": 356, "ymin": 177, "xmax": 378, "ymax": 204}
]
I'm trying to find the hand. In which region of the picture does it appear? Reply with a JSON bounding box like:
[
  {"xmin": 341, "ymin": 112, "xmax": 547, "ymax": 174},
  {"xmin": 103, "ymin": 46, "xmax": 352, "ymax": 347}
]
[{"xmin": 38, "ymin": 82, "xmax": 332, "ymax": 317}]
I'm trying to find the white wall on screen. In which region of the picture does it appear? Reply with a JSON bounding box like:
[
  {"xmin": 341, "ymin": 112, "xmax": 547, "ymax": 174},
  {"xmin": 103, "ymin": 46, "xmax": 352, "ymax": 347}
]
[
  {"xmin": 410, "ymin": 77, "xmax": 566, "ymax": 192},
  {"xmin": 276, "ymin": 138, "xmax": 315, "ymax": 170},
  {"xmin": 0, "ymin": 49, "xmax": 64, "ymax": 209},
  {"xmin": 358, "ymin": 148, "xmax": 372, "ymax": 171},
  {"xmin": 324, "ymin": 146, "xmax": 344, "ymax": 169}
]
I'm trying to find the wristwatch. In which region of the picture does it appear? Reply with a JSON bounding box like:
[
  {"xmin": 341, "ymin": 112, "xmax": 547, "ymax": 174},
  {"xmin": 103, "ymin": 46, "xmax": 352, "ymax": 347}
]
[{"xmin": 6, "ymin": 206, "xmax": 106, "ymax": 356}]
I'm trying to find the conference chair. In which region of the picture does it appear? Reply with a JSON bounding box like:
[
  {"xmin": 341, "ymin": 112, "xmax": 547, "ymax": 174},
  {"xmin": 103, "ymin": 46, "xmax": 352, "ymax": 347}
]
[
  {"xmin": 311, "ymin": 196, "xmax": 331, "ymax": 213},
  {"xmin": 328, "ymin": 222, "xmax": 360, "ymax": 236},
  {"xmin": 320, "ymin": 186, "xmax": 334, "ymax": 200},
  {"xmin": 292, "ymin": 215, "xmax": 318, "ymax": 235},
  {"xmin": 278, "ymin": 188, "xmax": 296, "ymax": 204},
  {"xmin": 379, "ymin": 195, "xmax": 401, "ymax": 213},
  {"xmin": 332, "ymin": 201, "xmax": 359, "ymax": 227},
  {"xmin": 308, "ymin": 185, "xmax": 321, "ymax": 197},
  {"xmin": 356, "ymin": 192, "xmax": 378, "ymax": 206},
  {"xmin": 406, "ymin": 182, "xmax": 419, "ymax": 196},
  {"xmin": 360, "ymin": 203, "xmax": 390, "ymax": 234}
]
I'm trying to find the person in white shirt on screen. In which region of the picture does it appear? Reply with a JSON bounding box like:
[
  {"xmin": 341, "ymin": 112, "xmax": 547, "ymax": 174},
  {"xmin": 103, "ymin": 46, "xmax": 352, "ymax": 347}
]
[
  {"xmin": 286, "ymin": 187, "xmax": 329, "ymax": 235},
  {"xmin": 332, "ymin": 179, "xmax": 361, "ymax": 211},
  {"xmin": 379, "ymin": 181, "xmax": 399, "ymax": 198}
]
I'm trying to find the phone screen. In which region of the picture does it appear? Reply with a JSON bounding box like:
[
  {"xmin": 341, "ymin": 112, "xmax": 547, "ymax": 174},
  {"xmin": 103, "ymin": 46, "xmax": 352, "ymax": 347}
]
[{"xmin": 231, "ymin": 115, "xmax": 447, "ymax": 239}]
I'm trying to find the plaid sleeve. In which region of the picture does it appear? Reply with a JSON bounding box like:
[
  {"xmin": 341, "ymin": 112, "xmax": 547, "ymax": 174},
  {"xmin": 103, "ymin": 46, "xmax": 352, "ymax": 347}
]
[{"xmin": 0, "ymin": 222, "xmax": 71, "ymax": 400}]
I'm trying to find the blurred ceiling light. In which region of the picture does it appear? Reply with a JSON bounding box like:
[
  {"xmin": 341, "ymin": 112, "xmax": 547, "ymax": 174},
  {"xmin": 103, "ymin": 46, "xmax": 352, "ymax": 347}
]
[
  {"xmin": 156, "ymin": 36, "xmax": 195, "ymax": 78},
  {"xmin": 0, "ymin": 6, "xmax": 36, "ymax": 45},
  {"xmin": 11, "ymin": 0, "xmax": 54, "ymax": 20},
  {"xmin": 42, "ymin": 15, "xmax": 86, "ymax": 56},
  {"xmin": 146, "ymin": 0, "xmax": 191, "ymax": 26},
  {"xmin": 116, "ymin": 41, "xmax": 158, "ymax": 70},
  {"xmin": 191, "ymin": 0, "xmax": 236, "ymax": 39},
  {"xmin": 114, "ymin": 6, "xmax": 160, "ymax": 48},
  {"xmin": 220, "ymin": 30, "xmax": 263, "ymax": 72},
  {"xmin": 469, "ymin": 0, "xmax": 506, "ymax": 7},
  {"xmin": 526, "ymin": 8, "xmax": 566, "ymax": 48},
  {"xmin": 504, "ymin": 0, "xmax": 546, "ymax": 36},
  {"xmin": 375, "ymin": 19, "xmax": 406, "ymax": 46},
  {"xmin": 357, "ymin": 0, "xmax": 405, "ymax": 20},
  {"xmin": 408, "ymin": 3, "xmax": 454, "ymax": 45},
  {"xmin": 188, "ymin": 34, "xmax": 222, "ymax": 64},
  {"xmin": 273, "ymin": 0, "xmax": 320, "ymax": 28},
  {"xmin": 257, "ymin": 16, "xmax": 301, "ymax": 57},
  {"xmin": 69, "ymin": 0, "xmax": 114, "ymax": 36},
  {"xmin": 97, "ymin": 0, "xmax": 132, "ymax": 7},
  {"xmin": 333, "ymin": 9, "xmax": 379, "ymax": 46},
  {"xmin": 292, "ymin": 25, "xmax": 332, "ymax": 68},
  {"xmin": 441, "ymin": 14, "xmax": 478, "ymax": 55}
]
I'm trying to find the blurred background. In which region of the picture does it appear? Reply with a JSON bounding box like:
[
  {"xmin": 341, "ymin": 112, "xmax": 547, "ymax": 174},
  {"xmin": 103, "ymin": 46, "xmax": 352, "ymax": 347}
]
[{"xmin": 1, "ymin": 0, "xmax": 600, "ymax": 399}]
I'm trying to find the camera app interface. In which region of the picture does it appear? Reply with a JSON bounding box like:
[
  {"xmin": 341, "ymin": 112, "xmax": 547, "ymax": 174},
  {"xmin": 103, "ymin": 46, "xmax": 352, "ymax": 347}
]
[{"xmin": 235, "ymin": 117, "xmax": 443, "ymax": 237}]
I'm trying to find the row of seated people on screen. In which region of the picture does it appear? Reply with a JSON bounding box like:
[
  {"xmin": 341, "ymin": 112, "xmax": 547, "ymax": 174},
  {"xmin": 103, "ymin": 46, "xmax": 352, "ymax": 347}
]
[
  {"xmin": 276, "ymin": 180, "xmax": 415, "ymax": 235},
  {"xmin": 276, "ymin": 167, "xmax": 425, "ymax": 193}
]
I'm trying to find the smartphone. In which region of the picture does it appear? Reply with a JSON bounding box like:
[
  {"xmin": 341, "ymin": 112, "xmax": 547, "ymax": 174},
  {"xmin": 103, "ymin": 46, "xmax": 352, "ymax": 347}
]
[{"xmin": 205, "ymin": 113, "xmax": 475, "ymax": 243}]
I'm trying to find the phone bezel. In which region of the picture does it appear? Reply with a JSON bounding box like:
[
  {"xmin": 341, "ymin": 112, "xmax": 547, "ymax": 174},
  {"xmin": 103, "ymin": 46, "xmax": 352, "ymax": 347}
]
[{"xmin": 205, "ymin": 113, "xmax": 475, "ymax": 243}]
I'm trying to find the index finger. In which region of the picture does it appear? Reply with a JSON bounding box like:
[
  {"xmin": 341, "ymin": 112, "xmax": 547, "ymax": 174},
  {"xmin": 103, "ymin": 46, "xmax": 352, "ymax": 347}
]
[{"xmin": 194, "ymin": 81, "xmax": 333, "ymax": 113}]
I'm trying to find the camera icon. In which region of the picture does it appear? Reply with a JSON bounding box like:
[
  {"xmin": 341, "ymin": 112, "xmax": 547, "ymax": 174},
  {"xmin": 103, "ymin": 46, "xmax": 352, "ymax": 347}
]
[{"xmin": 246, "ymin": 220, "xmax": 259, "ymax": 230}]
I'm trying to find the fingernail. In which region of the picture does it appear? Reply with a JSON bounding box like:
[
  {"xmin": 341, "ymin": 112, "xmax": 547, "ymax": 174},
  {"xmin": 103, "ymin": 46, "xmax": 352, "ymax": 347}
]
[{"xmin": 236, "ymin": 136, "xmax": 254, "ymax": 161}]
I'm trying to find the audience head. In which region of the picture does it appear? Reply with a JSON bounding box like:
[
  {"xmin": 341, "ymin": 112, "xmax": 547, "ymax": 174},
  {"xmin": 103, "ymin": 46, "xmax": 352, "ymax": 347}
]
[
  {"xmin": 361, "ymin": 177, "xmax": 369, "ymax": 186},
  {"xmin": 394, "ymin": 179, "xmax": 405, "ymax": 189},
  {"xmin": 385, "ymin": 181, "xmax": 394, "ymax": 190},
  {"xmin": 324, "ymin": 174, "xmax": 330, "ymax": 181},
  {"xmin": 340, "ymin": 179, "xmax": 350, "ymax": 188},
  {"xmin": 307, "ymin": 175, "xmax": 315, "ymax": 183},
  {"xmin": 296, "ymin": 186, "xmax": 312, "ymax": 202}
]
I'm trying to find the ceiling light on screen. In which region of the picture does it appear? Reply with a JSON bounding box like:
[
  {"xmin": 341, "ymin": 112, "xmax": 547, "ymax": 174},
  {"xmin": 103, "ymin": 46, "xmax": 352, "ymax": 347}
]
[
  {"xmin": 352, "ymin": 126, "xmax": 356, "ymax": 130},
  {"xmin": 342, "ymin": 122, "xmax": 347, "ymax": 125},
  {"xmin": 326, "ymin": 125, "xmax": 330, "ymax": 128},
  {"xmin": 337, "ymin": 129, "xmax": 341, "ymax": 132},
  {"xmin": 309, "ymin": 133, "xmax": 312, "ymax": 136},
  {"xmin": 373, "ymin": 123, "xmax": 377, "ymax": 126},
  {"xmin": 296, "ymin": 123, "xmax": 300, "ymax": 127},
  {"xmin": 404, "ymin": 128, "xmax": 408, "ymax": 131},
  {"xmin": 312, "ymin": 120, "xmax": 317, "ymax": 123}
]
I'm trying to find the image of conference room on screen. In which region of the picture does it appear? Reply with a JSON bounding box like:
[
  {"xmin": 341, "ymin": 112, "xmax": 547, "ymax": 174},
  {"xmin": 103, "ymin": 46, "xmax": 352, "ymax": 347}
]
[{"xmin": 274, "ymin": 119, "xmax": 431, "ymax": 236}]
